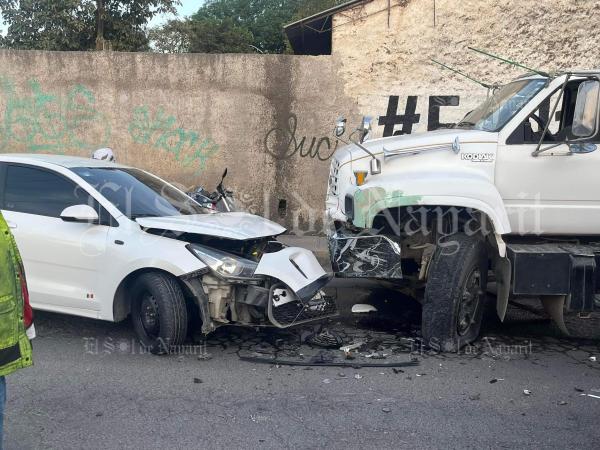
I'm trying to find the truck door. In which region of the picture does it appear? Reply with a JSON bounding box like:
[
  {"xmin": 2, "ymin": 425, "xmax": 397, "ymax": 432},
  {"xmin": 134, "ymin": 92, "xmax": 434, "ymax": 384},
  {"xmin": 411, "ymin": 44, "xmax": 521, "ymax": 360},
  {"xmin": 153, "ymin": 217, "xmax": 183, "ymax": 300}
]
[{"xmin": 496, "ymin": 78, "xmax": 600, "ymax": 235}]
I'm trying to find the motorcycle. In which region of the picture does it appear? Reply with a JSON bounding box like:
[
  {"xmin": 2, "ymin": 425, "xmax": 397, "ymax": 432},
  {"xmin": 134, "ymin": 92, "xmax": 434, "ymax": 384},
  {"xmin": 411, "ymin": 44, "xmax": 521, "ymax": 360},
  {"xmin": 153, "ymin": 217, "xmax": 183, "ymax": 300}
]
[{"xmin": 188, "ymin": 168, "xmax": 238, "ymax": 212}]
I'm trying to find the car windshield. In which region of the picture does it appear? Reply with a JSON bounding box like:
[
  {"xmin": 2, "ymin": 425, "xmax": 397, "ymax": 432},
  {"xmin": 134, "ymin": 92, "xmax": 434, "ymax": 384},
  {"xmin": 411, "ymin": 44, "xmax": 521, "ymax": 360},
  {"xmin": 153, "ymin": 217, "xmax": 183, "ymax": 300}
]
[
  {"xmin": 456, "ymin": 78, "xmax": 547, "ymax": 132},
  {"xmin": 71, "ymin": 167, "xmax": 208, "ymax": 218}
]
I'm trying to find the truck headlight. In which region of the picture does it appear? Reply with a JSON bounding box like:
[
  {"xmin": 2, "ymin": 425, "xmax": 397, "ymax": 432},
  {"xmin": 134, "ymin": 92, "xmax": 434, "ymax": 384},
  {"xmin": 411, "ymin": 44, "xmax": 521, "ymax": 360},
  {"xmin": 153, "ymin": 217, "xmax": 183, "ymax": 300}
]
[{"xmin": 187, "ymin": 244, "xmax": 258, "ymax": 280}]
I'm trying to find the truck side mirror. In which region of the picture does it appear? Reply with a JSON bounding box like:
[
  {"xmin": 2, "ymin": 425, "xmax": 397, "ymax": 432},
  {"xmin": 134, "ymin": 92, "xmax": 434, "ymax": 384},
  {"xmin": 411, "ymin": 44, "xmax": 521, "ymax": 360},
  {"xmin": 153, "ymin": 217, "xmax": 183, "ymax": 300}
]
[
  {"xmin": 360, "ymin": 116, "xmax": 373, "ymax": 143},
  {"xmin": 572, "ymin": 80, "xmax": 600, "ymax": 138},
  {"xmin": 334, "ymin": 117, "xmax": 346, "ymax": 137}
]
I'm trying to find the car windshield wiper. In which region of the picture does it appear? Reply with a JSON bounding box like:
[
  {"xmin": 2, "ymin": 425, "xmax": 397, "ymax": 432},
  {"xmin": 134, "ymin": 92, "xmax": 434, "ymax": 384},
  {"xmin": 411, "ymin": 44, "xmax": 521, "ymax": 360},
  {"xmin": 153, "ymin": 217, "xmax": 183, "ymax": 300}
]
[
  {"xmin": 455, "ymin": 121, "xmax": 476, "ymax": 128},
  {"xmin": 131, "ymin": 214, "xmax": 158, "ymax": 219}
]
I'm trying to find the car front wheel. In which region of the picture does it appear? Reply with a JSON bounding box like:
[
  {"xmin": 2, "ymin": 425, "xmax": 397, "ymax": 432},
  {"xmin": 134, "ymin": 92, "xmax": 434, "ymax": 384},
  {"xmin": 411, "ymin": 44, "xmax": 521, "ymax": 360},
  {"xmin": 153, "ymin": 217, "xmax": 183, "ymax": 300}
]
[{"xmin": 131, "ymin": 272, "xmax": 188, "ymax": 355}]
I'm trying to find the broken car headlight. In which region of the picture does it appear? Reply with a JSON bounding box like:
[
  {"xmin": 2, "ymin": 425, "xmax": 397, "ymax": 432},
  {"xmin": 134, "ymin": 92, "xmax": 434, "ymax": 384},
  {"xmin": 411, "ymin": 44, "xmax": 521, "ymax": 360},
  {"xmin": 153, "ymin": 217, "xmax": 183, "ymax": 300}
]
[{"xmin": 187, "ymin": 244, "xmax": 258, "ymax": 280}]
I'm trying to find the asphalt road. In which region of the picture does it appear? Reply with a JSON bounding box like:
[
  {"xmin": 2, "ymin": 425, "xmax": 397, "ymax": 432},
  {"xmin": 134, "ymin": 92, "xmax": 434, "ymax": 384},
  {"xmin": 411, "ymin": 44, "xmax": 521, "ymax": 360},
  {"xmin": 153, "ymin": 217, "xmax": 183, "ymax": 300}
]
[{"xmin": 4, "ymin": 285, "xmax": 600, "ymax": 450}]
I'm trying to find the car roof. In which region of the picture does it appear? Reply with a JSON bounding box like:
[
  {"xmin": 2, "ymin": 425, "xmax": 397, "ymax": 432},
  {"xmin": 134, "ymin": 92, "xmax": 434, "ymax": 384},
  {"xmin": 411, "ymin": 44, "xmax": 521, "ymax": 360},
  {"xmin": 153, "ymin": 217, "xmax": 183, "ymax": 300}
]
[{"xmin": 0, "ymin": 153, "xmax": 131, "ymax": 169}]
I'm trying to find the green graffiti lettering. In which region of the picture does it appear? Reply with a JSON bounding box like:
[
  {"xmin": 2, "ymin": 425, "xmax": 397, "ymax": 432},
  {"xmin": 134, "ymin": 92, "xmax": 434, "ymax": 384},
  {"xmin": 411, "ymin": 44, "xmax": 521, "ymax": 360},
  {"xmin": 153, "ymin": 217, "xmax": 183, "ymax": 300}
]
[
  {"xmin": 128, "ymin": 106, "xmax": 219, "ymax": 173},
  {"xmin": 0, "ymin": 77, "xmax": 111, "ymax": 154}
]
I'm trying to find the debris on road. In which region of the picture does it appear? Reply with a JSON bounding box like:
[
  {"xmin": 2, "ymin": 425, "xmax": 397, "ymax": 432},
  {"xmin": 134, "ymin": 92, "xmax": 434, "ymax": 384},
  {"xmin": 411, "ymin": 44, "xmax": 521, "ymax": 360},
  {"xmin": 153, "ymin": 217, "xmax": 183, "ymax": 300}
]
[
  {"xmin": 197, "ymin": 353, "xmax": 213, "ymax": 361},
  {"xmin": 469, "ymin": 393, "xmax": 481, "ymax": 401},
  {"xmin": 354, "ymin": 374, "xmax": 363, "ymax": 380},
  {"xmin": 489, "ymin": 378, "xmax": 504, "ymax": 384},
  {"xmin": 580, "ymin": 393, "xmax": 600, "ymax": 399},
  {"xmin": 322, "ymin": 378, "xmax": 332, "ymax": 384},
  {"xmin": 351, "ymin": 304, "xmax": 378, "ymax": 314},
  {"xmin": 381, "ymin": 407, "xmax": 391, "ymax": 413},
  {"xmin": 558, "ymin": 401, "xmax": 568, "ymax": 405},
  {"xmin": 340, "ymin": 341, "xmax": 366, "ymax": 354},
  {"xmin": 523, "ymin": 389, "xmax": 532, "ymax": 396},
  {"xmin": 193, "ymin": 378, "xmax": 203, "ymax": 384},
  {"xmin": 304, "ymin": 328, "xmax": 344, "ymax": 349},
  {"xmin": 575, "ymin": 387, "xmax": 585, "ymax": 392},
  {"xmin": 589, "ymin": 356, "xmax": 597, "ymax": 362}
]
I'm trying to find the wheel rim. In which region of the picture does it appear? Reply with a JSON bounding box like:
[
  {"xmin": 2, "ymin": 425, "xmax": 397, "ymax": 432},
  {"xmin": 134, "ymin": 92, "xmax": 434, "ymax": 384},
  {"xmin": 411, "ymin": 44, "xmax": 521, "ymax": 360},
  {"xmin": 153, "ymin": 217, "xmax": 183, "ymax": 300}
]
[
  {"xmin": 139, "ymin": 293, "xmax": 160, "ymax": 338},
  {"xmin": 457, "ymin": 268, "xmax": 481, "ymax": 336}
]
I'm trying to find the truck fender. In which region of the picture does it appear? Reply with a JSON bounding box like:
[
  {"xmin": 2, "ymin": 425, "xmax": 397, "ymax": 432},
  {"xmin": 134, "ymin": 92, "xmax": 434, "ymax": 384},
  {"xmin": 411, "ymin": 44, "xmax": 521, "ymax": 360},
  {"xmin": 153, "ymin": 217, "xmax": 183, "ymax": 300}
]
[{"xmin": 353, "ymin": 173, "xmax": 512, "ymax": 238}]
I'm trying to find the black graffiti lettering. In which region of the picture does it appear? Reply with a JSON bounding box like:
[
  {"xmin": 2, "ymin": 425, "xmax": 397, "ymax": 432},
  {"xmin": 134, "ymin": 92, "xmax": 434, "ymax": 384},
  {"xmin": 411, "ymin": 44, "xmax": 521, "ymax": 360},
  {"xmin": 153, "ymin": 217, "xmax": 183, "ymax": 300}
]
[
  {"xmin": 378, "ymin": 96, "xmax": 421, "ymax": 137},
  {"xmin": 264, "ymin": 113, "xmax": 338, "ymax": 161},
  {"xmin": 428, "ymin": 95, "xmax": 460, "ymax": 131}
]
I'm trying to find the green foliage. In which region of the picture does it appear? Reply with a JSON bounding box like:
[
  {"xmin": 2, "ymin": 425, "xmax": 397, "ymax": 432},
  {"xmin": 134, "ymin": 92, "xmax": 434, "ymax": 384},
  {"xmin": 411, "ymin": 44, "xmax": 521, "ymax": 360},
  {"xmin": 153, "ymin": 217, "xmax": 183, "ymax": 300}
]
[
  {"xmin": 151, "ymin": 17, "xmax": 254, "ymax": 54},
  {"xmin": 193, "ymin": 0, "xmax": 348, "ymax": 54},
  {"xmin": 0, "ymin": 0, "xmax": 179, "ymax": 51}
]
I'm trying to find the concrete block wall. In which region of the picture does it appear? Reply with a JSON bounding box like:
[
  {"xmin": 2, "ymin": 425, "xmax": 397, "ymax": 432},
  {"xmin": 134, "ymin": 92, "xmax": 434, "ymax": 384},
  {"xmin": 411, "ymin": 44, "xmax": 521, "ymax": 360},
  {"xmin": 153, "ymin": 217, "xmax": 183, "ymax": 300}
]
[
  {"xmin": 0, "ymin": 50, "xmax": 357, "ymax": 234},
  {"xmin": 332, "ymin": 0, "xmax": 600, "ymax": 138}
]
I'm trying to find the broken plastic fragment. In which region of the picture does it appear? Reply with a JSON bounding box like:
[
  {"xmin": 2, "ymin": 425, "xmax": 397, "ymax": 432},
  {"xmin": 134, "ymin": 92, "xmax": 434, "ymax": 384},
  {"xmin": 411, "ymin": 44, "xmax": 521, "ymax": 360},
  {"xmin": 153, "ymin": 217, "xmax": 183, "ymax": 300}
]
[{"xmin": 351, "ymin": 304, "xmax": 378, "ymax": 314}]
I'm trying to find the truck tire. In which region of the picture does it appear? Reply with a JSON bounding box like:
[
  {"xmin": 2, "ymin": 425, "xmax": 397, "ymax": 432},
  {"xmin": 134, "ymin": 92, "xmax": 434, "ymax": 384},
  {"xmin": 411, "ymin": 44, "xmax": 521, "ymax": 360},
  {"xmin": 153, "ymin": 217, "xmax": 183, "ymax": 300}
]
[
  {"xmin": 131, "ymin": 272, "xmax": 188, "ymax": 355},
  {"xmin": 422, "ymin": 233, "xmax": 488, "ymax": 352}
]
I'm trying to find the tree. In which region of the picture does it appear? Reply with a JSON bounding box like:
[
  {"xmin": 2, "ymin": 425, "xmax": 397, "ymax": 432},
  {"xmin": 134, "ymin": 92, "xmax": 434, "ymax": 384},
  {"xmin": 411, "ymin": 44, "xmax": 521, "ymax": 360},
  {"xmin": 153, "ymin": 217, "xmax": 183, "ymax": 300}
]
[
  {"xmin": 184, "ymin": 0, "xmax": 347, "ymax": 54},
  {"xmin": 189, "ymin": 0, "xmax": 296, "ymax": 54},
  {"xmin": 150, "ymin": 17, "xmax": 254, "ymax": 54},
  {"xmin": 0, "ymin": 0, "xmax": 179, "ymax": 51}
]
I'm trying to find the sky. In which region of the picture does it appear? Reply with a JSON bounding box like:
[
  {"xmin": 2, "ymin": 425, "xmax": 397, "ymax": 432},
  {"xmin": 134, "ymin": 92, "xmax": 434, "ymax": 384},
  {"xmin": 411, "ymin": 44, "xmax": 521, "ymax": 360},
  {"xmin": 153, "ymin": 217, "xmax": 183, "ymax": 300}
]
[
  {"xmin": 0, "ymin": 0, "xmax": 205, "ymax": 36},
  {"xmin": 149, "ymin": 0, "xmax": 205, "ymax": 28}
]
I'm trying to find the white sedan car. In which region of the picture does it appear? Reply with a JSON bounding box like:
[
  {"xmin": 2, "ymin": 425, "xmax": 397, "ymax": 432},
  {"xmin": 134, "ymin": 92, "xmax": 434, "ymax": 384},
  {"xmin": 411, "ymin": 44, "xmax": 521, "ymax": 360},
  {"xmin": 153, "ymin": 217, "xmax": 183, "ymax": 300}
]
[{"xmin": 0, "ymin": 154, "xmax": 335, "ymax": 353}]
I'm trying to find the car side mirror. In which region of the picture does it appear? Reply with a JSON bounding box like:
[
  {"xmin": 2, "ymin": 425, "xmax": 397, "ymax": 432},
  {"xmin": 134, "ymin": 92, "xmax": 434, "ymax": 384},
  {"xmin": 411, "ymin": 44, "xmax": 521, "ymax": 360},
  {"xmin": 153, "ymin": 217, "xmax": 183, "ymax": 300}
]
[
  {"xmin": 572, "ymin": 80, "xmax": 600, "ymax": 138},
  {"xmin": 60, "ymin": 205, "xmax": 99, "ymax": 223}
]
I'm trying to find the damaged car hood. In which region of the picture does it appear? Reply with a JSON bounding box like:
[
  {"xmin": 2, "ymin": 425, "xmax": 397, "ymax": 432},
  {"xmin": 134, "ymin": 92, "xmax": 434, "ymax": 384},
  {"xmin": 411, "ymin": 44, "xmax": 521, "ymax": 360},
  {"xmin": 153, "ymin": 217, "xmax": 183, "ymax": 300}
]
[{"xmin": 136, "ymin": 212, "xmax": 286, "ymax": 240}]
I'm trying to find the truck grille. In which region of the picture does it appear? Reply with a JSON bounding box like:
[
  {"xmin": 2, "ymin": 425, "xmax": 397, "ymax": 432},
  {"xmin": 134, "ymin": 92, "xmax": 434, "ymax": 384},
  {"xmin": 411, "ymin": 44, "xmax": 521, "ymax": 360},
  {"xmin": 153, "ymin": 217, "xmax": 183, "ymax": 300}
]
[{"xmin": 328, "ymin": 158, "xmax": 341, "ymax": 196}]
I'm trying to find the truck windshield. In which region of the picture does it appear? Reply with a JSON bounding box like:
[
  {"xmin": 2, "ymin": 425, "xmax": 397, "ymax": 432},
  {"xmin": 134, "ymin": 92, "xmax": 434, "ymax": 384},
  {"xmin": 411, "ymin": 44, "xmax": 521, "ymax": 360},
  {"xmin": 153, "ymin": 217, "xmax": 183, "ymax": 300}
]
[
  {"xmin": 71, "ymin": 167, "xmax": 208, "ymax": 218},
  {"xmin": 456, "ymin": 78, "xmax": 547, "ymax": 132}
]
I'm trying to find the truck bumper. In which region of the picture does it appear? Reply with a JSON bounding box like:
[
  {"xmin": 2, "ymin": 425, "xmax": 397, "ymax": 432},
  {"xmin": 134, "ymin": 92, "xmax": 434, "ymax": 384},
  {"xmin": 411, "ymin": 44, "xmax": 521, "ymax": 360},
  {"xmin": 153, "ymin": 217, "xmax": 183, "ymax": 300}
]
[{"xmin": 328, "ymin": 226, "xmax": 403, "ymax": 279}]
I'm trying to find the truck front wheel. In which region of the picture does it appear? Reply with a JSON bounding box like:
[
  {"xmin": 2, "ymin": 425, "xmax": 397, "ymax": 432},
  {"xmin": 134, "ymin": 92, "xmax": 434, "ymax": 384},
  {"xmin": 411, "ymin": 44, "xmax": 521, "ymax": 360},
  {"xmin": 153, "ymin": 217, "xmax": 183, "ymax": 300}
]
[{"xmin": 422, "ymin": 233, "xmax": 488, "ymax": 352}]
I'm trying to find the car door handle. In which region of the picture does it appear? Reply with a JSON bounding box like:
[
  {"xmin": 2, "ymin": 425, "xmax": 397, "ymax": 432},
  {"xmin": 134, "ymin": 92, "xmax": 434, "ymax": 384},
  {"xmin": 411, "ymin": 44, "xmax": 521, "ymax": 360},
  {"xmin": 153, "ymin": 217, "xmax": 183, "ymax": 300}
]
[{"xmin": 6, "ymin": 222, "xmax": 17, "ymax": 229}]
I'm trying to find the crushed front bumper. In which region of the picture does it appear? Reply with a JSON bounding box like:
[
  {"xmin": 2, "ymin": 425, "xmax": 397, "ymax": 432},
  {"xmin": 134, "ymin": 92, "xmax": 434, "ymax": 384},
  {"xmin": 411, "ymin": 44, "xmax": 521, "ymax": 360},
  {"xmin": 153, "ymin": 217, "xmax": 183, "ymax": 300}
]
[{"xmin": 328, "ymin": 227, "xmax": 403, "ymax": 279}]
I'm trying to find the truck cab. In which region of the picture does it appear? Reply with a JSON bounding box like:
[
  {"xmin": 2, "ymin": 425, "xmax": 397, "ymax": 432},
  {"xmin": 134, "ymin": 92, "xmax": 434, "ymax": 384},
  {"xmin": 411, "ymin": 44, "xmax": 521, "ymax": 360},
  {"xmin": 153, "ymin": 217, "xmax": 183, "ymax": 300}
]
[{"xmin": 327, "ymin": 71, "xmax": 600, "ymax": 351}]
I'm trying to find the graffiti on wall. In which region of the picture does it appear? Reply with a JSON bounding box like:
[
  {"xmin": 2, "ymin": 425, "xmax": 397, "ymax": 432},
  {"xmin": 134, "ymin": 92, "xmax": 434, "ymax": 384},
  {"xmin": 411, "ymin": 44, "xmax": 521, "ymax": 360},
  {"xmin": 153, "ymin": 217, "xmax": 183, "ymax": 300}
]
[
  {"xmin": 128, "ymin": 106, "xmax": 219, "ymax": 173},
  {"xmin": 0, "ymin": 77, "xmax": 111, "ymax": 153},
  {"xmin": 0, "ymin": 77, "xmax": 219, "ymax": 173},
  {"xmin": 378, "ymin": 95, "xmax": 461, "ymax": 137},
  {"xmin": 264, "ymin": 114, "xmax": 338, "ymax": 161}
]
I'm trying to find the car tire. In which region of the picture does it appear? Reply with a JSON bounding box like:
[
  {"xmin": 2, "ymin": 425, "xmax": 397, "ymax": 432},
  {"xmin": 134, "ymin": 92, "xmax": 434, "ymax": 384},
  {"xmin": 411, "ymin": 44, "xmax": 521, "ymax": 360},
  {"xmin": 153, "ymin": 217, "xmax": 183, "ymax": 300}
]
[
  {"xmin": 422, "ymin": 233, "xmax": 488, "ymax": 352},
  {"xmin": 131, "ymin": 272, "xmax": 188, "ymax": 355}
]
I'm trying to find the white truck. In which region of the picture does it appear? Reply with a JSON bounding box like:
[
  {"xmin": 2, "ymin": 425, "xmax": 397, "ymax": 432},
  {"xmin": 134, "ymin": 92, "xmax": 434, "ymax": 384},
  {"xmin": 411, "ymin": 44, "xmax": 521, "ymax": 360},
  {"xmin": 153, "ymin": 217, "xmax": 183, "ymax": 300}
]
[{"xmin": 327, "ymin": 71, "xmax": 600, "ymax": 351}]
